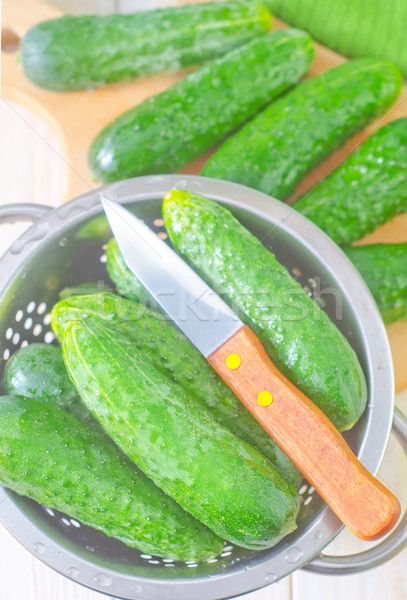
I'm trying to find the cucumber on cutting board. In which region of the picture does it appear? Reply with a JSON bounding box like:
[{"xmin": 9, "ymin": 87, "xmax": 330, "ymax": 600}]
[
  {"xmin": 59, "ymin": 311, "xmax": 299, "ymax": 549},
  {"xmin": 293, "ymin": 119, "xmax": 407, "ymax": 246},
  {"xmin": 202, "ymin": 58, "xmax": 402, "ymax": 200},
  {"xmin": 89, "ymin": 29, "xmax": 314, "ymax": 182},
  {"xmin": 21, "ymin": 1, "xmax": 271, "ymax": 91},
  {"xmin": 52, "ymin": 291, "xmax": 302, "ymax": 488},
  {"xmin": 3, "ymin": 343, "xmax": 89, "ymax": 421},
  {"xmin": 0, "ymin": 395, "xmax": 224, "ymax": 561},
  {"xmin": 263, "ymin": 0, "xmax": 407, "ymax": 76},
  {"xmin": 344, "ymin": 243, "xmax": 407, "ymax": 325},
  {"xmin": 163, "ymin": 190, "xmax": 367, "ymax": 431}
]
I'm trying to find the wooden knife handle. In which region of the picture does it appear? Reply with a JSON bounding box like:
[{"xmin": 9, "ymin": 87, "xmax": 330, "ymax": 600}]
[{"xmin": 208, "ymin": 325, "xmax": 400, "ymax": 540}]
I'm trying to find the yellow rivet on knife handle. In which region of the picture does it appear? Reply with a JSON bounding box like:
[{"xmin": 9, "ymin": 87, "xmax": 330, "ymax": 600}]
[
  {"xmin": 257, "ymin": 391, "xmax": 273, "ymax": 406},
  {"xmin": 226, "ymin": 353, "xmax": 241, "ymax": 370}
]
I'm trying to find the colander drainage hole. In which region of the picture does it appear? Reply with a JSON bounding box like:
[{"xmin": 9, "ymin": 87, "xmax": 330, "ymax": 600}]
[
  {"xmin": 3, "ymin": 349, "xmax": 10, "ymax": 360},
  {"xmin": 27, "ymin": 301, "xmax": 36, "ymax": 314},
  {"xmin": 15, "ymin": 310, "xmax": 24, "ymax": 322},
  {"xmin": 70, "ymin": 519, "xmax": 81, "ymax": 528},
  {"xmin": 5, "ymin": 327, "xmax": 13, "ymax": 340},
  {"xmin": 33, "ymin": 324, "xmax": 42, "ymax": 337},
  {"xmin": 24, "ymin": 318, "xmax": 33, "ymax": 330},
  {"xmin": 44, "ymin": 332, "xmax": 55, "ymax": 344},
  {"xmin": 37, "ymin": 302, "xmax": 47, "ymax": 315}
]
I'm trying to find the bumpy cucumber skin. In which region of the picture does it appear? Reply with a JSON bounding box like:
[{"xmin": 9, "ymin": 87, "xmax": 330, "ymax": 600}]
[
  {"xmin": 293, "ymin": 118, "xmax": 407, "ymax": 245},
  {"xmin": 106, "ymin": 239, "xmax": 154, "ymax": 307},
  {"xmin": 344, "ymin": 243, "xmax": 407, "ymax": 325},
  {"xmin": 61, "ymin": 315, "xmax": 299, "ymax": 549},
  {"xmin": 4, "ymin": 344, "xmax": 76, "ymax": 406},
  {"xmin": 202, "ymin": 59, "xmax": 402, "ymax": 200},
  {"xmin": 0, "ymin": 395, "xmax": 224, "ymax": 561},
  {"xmin": 52, "ymin": 292, "xmax": 302, "ymax": 488},
  {"xmin": 89, "ymin": 29, "xmax": 314, "ymax": 182},
  {"xmin": 3, "ymin": 344, "xmax": 89, "ymax": 422},
  {"xmin": 163, "ymin": 190, "xmax": 367, "ymax": 431},
  {"xmin": 21, "ymin": 1, "xmax": 272, "ymax": 92}
]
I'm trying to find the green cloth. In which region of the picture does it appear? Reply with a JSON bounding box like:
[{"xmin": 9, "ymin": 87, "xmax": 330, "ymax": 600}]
[{"xmin": 265, "ymin": 0, "xmax": 407, "ymax": 76}]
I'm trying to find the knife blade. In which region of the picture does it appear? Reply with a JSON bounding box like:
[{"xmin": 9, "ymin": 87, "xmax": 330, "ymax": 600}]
[
  {"xmin": 100, "ymin": 194, "xmax": 242, "ymax": 357},
  {"xmin": 101, "ymin": 193, "xmax": 400, "ymax": 541}
]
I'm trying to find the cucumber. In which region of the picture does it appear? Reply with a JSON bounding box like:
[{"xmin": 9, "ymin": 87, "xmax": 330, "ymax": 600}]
[
  {"xmin": 52, "ymin": 291, "xmax": 302, "ymax": 488},
  {"xmin": 21, "ymin": 1, "xmax": 271, "ymax": 91},
  {"xmin": 0, "ymin": 395, "xmax": 224, "ymax": 561},
  {"xmin": 89, "ymin": 29, "xmax": 314, "ymax": 183},
  {"xmin": 3, "ymin": 343, "xmax": 89, "ymax": 421},
  {"xmin": 163, "ymin": 190, "xmax": 367, "ymax": 431},
  {"xmin": 263, "ymin": 0, "xmax": 407, "ymax": 77},
  {"xmin": 106, "ymin": 239, "xmax": 153, "ymax": 307},
  {"xmin": 293, "ymin": 119, "xmax": 407, "ymax": 245},
  {"xmin": 59, "ymin": 283, "xmax": 113, "ymax": 300},
  {"xmin": 344, "ymin": 243, "xmax": 407, "ymax": 325},
  {"xmin": 202, "ymin": 59, "xmax": 402, "ymax": 200},
  {"xmin": 60, "ymin": 312, "xmax": 299, "ymax": 549}
]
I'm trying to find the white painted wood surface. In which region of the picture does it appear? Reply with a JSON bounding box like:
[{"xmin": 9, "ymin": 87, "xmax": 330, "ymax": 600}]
[{"xmin": 1, "ymin": 1, "xmax": 406, "ymax": 599}]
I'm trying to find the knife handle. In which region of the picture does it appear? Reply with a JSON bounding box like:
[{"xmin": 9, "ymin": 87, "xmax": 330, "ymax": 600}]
[{"xmin": 207, "ymin": 325, "xmax": 400, "ymax": 540}]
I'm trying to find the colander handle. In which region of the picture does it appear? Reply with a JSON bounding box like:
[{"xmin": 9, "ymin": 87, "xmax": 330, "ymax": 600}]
[
  {"xmin": 304, "ymin": 407, "xmax": 407, "ymax": 575},
  {"xmin": 0, "ymin": 203, "xmax": 51, "ymax": 224}
]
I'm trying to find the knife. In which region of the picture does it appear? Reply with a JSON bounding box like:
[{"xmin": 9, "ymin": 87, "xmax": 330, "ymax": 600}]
[{"xmin": 101, "ymin": 194, "xmax": 400, "ymax": 541}]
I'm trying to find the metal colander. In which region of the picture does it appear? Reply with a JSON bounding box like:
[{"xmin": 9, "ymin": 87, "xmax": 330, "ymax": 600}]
[{"xmin": 0, "ymin": 175, "xmax": 406, "ymax": 600}]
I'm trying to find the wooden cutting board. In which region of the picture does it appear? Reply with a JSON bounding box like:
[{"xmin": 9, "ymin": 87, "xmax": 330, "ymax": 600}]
[{"xmin": 2, "ymin": 0, "xmax": 407, "ymax": 391}]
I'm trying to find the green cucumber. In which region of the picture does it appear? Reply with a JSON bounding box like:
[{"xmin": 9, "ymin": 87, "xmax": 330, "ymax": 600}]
[
  {"xmin": 293, "ymin": 119, "xmax": 407, "ymax": 246},
  {"xmin": 60, "ymin": 312, "xmax": 299, "ymax": 549},
  {"xmin": 3, "ymin": 343, "xmax": 90, "ymax": 422},
  {"xmin": 106, "ymin": 239, "xmax": 154, "ymax": 307},
  {"xmin": 59, "ymin": 283, "xmax": 113, "ymax": 300},
  {"xmin": 89, "ymin": 29, "xmax": 314, "ymax": 182},
  {"xmin": 163, "ymin": 190, "xmax": 367, "ymax": 431},
  {"xmin": 344, "ymin": 243, "xmax": 407, "ymax": 325},
  {"xmin": 202, "ymin": 59, "xmax": 402, "ymax": 200},
  {"xmin": 21, "ymin": 1, "xmax": 271, "ymax": 91},
  {"xmin": 263, "ymin": 0, "xmax": 407, "ymax": 77},
  {"xmin": 0, "ymin": 395, "xmax": 224, "ymax": 561},
  {"xmin": 52, "ymin": 291, "xmax": 302, "ymax": 488}
]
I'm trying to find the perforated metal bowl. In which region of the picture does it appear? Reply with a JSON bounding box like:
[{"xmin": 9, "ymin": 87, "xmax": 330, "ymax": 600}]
[{"xmin": 0, "ymin": 175, "xmax": 406, "ymax": 600}]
